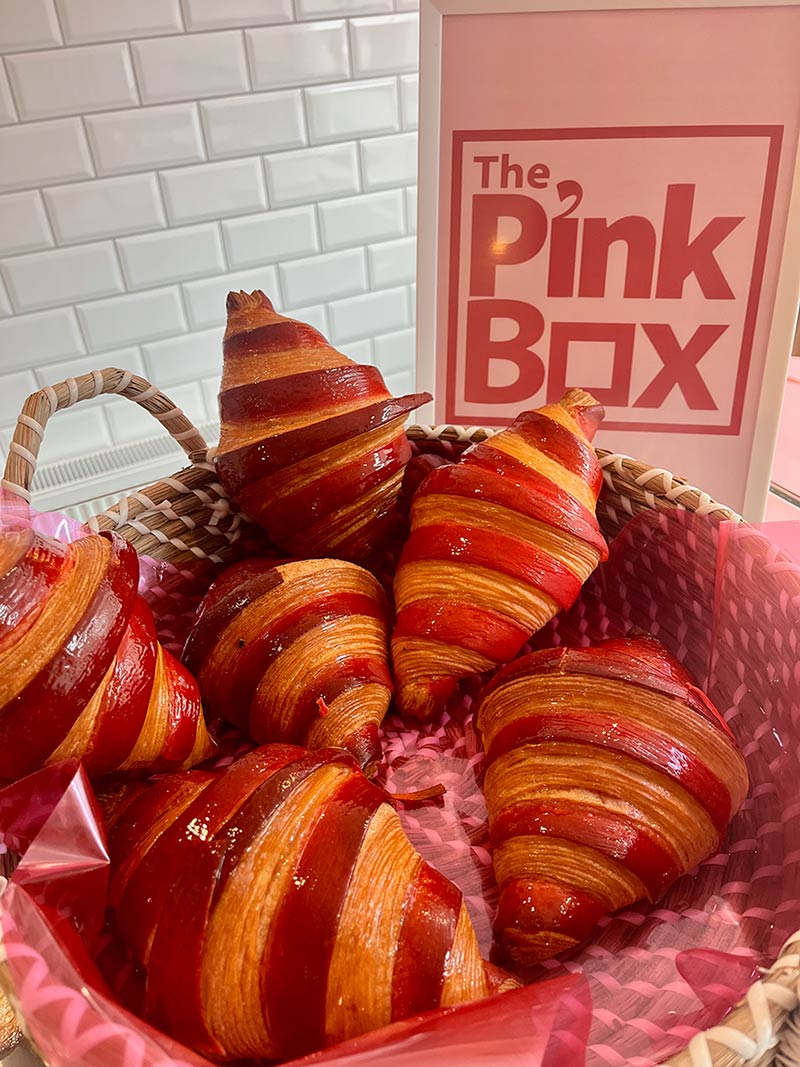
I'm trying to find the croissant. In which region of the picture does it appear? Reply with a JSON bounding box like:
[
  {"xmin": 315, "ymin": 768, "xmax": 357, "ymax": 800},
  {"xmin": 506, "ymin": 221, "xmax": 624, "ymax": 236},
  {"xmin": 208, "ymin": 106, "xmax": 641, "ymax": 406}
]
[
  {"xmin": 0, "ymin": 526, "xmax": 214, "ymax": 779},
  {"xmin": 183, "ymin": 557, "xmax": 391, "ymax": 770},
  {"xmin": 215, "ymin": 291, "xmax": 431, "ymax": 561},
  {"xmin": 392, "ymin": 388, "xmax": 608, "ymax": 719},
  {"xmin": 477, "ymin": 636, "xmax": 749, "ymax": 968},
  {"xmin": 0, "ymin": 991, "xmax": 17, "ymax": 1058},
  {"xmin": 103, "ymin": 743, "xmax": 490, "ymax": 1061}
]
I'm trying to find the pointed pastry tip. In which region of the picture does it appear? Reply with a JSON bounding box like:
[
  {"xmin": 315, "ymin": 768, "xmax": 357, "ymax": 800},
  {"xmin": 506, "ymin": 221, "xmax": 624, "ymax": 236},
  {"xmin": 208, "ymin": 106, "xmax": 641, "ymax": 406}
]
[
  {"xmin": 395, "ymin": 675, "xmax": 458, "ymax": 721},
  {"xmin": 559, "ymin": 387, "xmax": 605, "ymax": 441},
  {"xmin": 226, "ymin": 289, "xmax": 275, "ymax": 314}
]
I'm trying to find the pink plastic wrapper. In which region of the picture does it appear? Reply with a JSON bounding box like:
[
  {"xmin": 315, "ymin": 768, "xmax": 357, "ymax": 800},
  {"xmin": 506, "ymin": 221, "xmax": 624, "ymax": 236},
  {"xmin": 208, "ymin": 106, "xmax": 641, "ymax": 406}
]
[{"xmin": 1, "ymin": 491, "xmax": 799, "ymax": 1067}]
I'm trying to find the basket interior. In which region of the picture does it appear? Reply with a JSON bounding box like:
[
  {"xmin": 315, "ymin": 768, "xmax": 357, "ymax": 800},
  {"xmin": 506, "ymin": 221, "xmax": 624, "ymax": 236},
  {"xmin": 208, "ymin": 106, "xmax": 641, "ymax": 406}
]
[
  {"xmin": 378, "ymin": 499, "xmax": 800, "ymax": 1067},
  {"xmin": 2, "ymin": 438, "xmax": 799, "ymax": 1067}
]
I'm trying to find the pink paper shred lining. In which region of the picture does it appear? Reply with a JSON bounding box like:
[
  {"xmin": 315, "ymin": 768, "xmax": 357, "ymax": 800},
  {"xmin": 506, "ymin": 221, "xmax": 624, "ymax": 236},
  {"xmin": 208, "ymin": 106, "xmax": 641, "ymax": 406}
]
[{"xmin": 0, "ymin": 493, "xmax": 799, "ymax": 1067}]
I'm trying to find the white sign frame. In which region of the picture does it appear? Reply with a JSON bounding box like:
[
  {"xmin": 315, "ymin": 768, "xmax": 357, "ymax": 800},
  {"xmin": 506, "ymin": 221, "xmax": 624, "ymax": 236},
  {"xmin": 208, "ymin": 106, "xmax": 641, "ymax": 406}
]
[{"xmin": 416, "ymin": 0, "xmax": 800, "ymax": 519}]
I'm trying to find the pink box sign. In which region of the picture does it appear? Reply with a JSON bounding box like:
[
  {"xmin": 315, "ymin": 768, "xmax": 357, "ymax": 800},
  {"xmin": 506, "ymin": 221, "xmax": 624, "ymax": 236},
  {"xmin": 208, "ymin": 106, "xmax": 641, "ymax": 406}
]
[{"xmin": 417, "ymin": 2, "xmax": 800, "ymax": 516}]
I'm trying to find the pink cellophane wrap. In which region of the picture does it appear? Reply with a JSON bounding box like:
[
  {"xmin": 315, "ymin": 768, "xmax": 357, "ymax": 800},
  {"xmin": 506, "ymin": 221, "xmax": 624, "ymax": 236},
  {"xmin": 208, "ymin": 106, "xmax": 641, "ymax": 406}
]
[{"xmin": 1, "ymin": 488, "xmax": 800, "ymax": 1067}]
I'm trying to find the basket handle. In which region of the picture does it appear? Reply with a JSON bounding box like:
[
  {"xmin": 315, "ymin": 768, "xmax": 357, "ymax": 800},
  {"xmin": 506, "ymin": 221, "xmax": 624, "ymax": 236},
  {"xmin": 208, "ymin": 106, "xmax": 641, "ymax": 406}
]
[{"xmin": 2, "ymin": 367, "xmax": 209, "ymax": 503}]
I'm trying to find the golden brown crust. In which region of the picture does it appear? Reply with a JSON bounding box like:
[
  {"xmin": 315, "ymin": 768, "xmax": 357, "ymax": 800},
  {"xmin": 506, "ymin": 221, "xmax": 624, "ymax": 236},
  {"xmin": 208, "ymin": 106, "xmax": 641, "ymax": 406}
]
[
  {"xmin": 0, "ymin": 991, "xmax": 20, "ymax": 1059},
  {"xmin": 0, "ymin": 529, "xmax": 214, "ymax": 780},
  {"xmin": 476, "ymin": 637, "xmax": 749, "ymax": 968},
  {"xmin": 189, "ymin": 558, "xmax": 391, "ymax": 768},
  {"xmin": 391, "ymin": 389, "xmax": 607, "ymax": 720},
  {"xmin": 215, "ymin": 293, "xmax": 429, "ymax": 560},
  {"xmin": 202, "ymin": 763, "xmax": 348, "ymax": 1058},
  {"xmin": 0, "ymin": 537, "xmax": 109, "ymax": 706},
  {"xmin": 107, "ymin": 749, "xmax": 490, "ymax": 1062}
]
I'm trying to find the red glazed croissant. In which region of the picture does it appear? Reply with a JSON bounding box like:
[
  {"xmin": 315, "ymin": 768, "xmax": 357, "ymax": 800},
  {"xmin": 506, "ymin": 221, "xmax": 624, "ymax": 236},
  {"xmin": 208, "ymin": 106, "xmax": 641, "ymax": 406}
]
[
  {"xmin": 215, "ymin": 291, "xmax": 431, "ymax": 561},
  {"xmin": 183, "ymin": 557, "xmax": 391, "ymax": 770},
  {"xmin": 103, "ymin": 744, "xmax": 490, "ymax": 1061},
  {"xmin": 0, "ymin": 527, "xmax": 214, "ymax": 779},
  {"xmin": 477, "ymin": 636, "xmax": 749, "ymax": 968},
  {"xmin": 392, "ymin": 388, "xmax": 608, "ymax": 719}
]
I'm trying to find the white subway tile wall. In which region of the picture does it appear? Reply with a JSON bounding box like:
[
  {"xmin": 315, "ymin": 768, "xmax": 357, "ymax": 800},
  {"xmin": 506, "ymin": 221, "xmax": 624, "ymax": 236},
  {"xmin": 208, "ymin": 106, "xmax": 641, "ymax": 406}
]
[
  {"xmin": 0, "ymin": 0, "xmax": 419, "ymax": 473},
  {"xmin": 0, "ymin": 63, "xmax": 18, "ymax": 125},
  {"xmin": 368, "ymin": 235, "xmax": 415, "ymax": 288},
  {"xmin": 130, "ymin": 33, "xmax": 250, "ymax": 104},
  {"xmin": 44, "ymin": 174, "xmax": 166, "ymax": 243},
  {"xmin": 360, "ymin": 131, "xmax": 417, "ymax": 189},
  {"xmin": 77, "ymin": 288, "xmax": 187, "ymax": 351},
  {"xmin": 306, "ymin": 78, "xmax": 399, "ymax": 142},
  {"xmin": 329, "ymin": 285, "xmax": 408, "ymax": 344},
  {"xmin": 349, "ymin": 13, "xmax": 418, "ymax": 76},
  {"xmin": 85, "ymin": 104, "xmax": 206, "ymax": 175},
  {"xmin": 280, "ymin": 246, "xmax": 367, "ymax": 305},
  {"xmin": 6, "ymin": 44, "xmax": 138, "ymax": 120},
  {"xmin": 158, "ymin": 157, "xmax": 267, "ymax": 224},
  {"xmin": 199, "ymin": 91, "xmax": 306, "ymax": 157},
  {"xmin": 0, "ymin": 1, "xmax": 62, "ymax": 53},
  {"xmin": 3, "ymin": 242, "xmax": 125, "ymax": 310},
  {"xmin": 318, "ymin": 188, "xmax": 404, "ymax": 250},
  {"xmin": 182, "ymin": 0, "xmax": 294, "ymax": 32},
  {"xmin": 54, "ymin": 0, "xmax": 184, "ymax": 44},
  {"xmin": 0, "ymin": 118, "xmax": 94, "ymax": 191},
  {"xmin": 264, "ymin": 141, "xmax": 359, "ymax": 206},
  {"xmin": 246, "ymin": 22, "xmax": 350, "ymax": 90},
  {"xmin": 0, "ymin": 308, "xmax": 86, "ymax": 370},
  {"xmin": 0, "ymin": 191, "xmax": 54, "ymax": 255},
  {"xmin": 222, "ymin": 204, "xmax": 319, "ymax": 268},
  {"xmin": 117, "ymin": 223, "xmax": 225, "ymax": 289}
]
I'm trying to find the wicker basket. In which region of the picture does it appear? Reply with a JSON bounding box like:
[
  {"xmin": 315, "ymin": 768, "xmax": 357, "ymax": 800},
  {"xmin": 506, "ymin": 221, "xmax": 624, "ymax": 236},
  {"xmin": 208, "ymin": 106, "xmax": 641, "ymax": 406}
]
[{"xmin": 2, "ymin": 367, "xmax": 800, "ymax": 1067}]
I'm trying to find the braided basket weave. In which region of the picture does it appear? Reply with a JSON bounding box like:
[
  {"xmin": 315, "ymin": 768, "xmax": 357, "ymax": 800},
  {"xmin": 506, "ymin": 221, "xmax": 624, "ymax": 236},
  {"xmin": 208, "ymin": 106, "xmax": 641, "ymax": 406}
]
[{"xmin": 2, "ymin": 367, "xmax": 800, "ymax": 1067}]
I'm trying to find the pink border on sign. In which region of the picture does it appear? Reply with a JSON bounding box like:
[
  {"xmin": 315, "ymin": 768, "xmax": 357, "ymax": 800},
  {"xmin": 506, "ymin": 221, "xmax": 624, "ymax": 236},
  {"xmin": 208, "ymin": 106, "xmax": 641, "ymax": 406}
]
[{"xmin": 445, "ymin": 125, "xmax": 783, "ymax": 432}]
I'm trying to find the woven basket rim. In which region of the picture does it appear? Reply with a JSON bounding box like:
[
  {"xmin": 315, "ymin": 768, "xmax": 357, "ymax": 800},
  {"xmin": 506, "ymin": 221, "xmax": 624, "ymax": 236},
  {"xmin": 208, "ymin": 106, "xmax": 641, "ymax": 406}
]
[{"xmin": 2, "ymin": 371, "xmax": 798, "ymax": 1067}]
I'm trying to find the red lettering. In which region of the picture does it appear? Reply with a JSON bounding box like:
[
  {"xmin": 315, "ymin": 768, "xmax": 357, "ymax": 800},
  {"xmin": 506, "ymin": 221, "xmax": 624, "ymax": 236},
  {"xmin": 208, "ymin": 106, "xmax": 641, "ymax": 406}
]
[
  {"xmin": 528, "ymin": 163, "xmax": 550, "ymax": 189},
  {"xmin": 634, "ymin": 323, "xmax": 726, "ymax": 409},
  {"xmin": 464, "ymin": 299, "xmax": 545, "ymax": 404},
  {"xmin": 548, "ymin": 322, "xmax": 635, "ymax": 406},
  {"xmin": 548, "ymin": 217, "xmax": 579, "ymax": 298},
  {"xmin": 500, "ymin": 153, "xmax": 524, "ymax": 189},
  {"xmin": 554, "ymin": 180, "xmax": 583, "ymax": 220},
  {"xmin": 656, "ymin": 185, "xmax": 742, "ymax": 299},
  {"xmin": 474, "ymin": 155, "xmax": 499, "ymax": 188},
  {"xmin": 579, "ymin": 216, "xmax": 656, "ymax": 298},
  {"xmin": 469, "ymin": 194, "xmax": 548, "ymax": 297}
]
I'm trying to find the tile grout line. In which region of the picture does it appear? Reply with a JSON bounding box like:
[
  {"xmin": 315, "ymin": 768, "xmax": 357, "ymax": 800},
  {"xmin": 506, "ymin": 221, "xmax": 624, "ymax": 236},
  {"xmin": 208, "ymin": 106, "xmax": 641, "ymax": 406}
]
[
  {"xmin": 0, "ymin": 224, "xmax": 416, "ymax": 318},
  {"xmin": 1, "ymin": 234, "xmax": 403, "ymax": 310},
  {"xmin": 0, "ymin": 75, "xmax": 415, "ymax": 186},
  {"xmin": 47, "ymin": 0, "xmax": 67, "ymax": 47},
  {"xmin": 239, "ymin": 29, "xmax": 254, "ymax": 92},
  {"xmin": 153, "ymin": 168, "xmax": 174, "ymax": 228},
  {"xmin": 125, "ymin": 40, "xmax": 143, "ymax": 107},
  {"xmin": 77, "ymin": 113, "xmax": 98, "ymax": 177},
  {"xmin": 0, "ymin": 72, "xmax": 409, "ymax": 131},
  {"xmin": 215, "ymin": 218, "xmax": 230, "ymax": 273},
  {"xmin": 172, "ymin": 281, "xmax": 193, "ymax": 334},
  {"xmin": 34, "ymin": 188, "xmax": 59, "ymax": 247},
  {"xmin": 0, "ymin": 56, "xmax": 21, "ymax": 122},
  {"xmin": 259, "ymin": 156, "xmax": 272, "ymax": 211},
  {"xmin": 0, "ymin": 24, "xmax": 296, "ymax": 58},
  {"xmin": 193, "ymin": 100, "xmax": 211, "ymax": 162}
]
